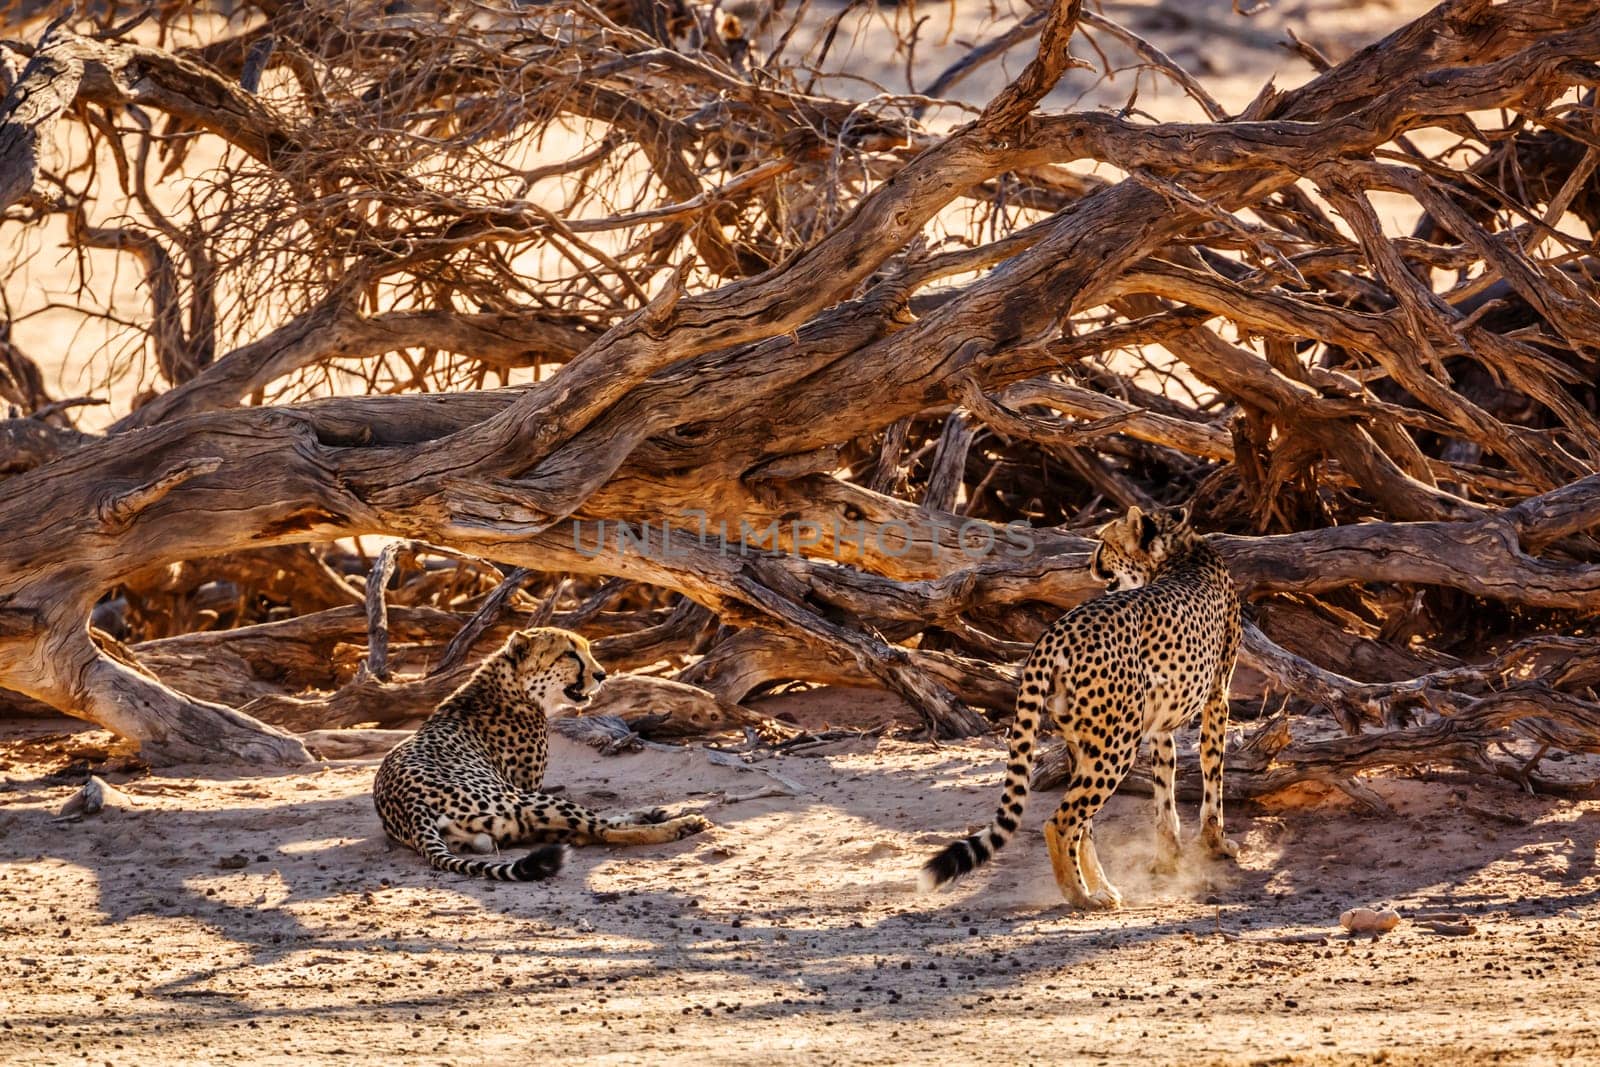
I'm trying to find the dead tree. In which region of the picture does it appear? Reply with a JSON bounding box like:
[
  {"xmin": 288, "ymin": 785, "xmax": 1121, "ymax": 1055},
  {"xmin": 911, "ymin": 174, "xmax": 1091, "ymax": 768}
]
[{"xmin": 0, "ymin": 0, "xmax": 1597, "ymax": 792}]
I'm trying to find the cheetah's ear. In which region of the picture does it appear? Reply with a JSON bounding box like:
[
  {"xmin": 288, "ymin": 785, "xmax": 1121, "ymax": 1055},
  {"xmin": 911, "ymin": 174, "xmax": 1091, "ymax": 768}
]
[
  {"xmin": 1088, "ymin": 543, "xmax": 1111, "ymax": 581},
  {"xmin": 507, "ymin": 631, "xmax": 532, "ymax": 658},
  {"xmin": 1168, "ymin": 504, "xmax": 1191, "ymax": 528},
  {"xmin": 1136, "ymin": 511, "xmax": 1161, "ymax": 551}
]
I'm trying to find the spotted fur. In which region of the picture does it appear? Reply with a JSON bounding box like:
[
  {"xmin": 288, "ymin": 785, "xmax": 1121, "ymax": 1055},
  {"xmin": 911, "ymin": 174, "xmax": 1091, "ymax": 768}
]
[
  {"xmin": 921, "ymin": 505, "xmax": 1241, "ymax": 908},
  {"xmin": 373, "ymin": 627, "xmax": 710, "ymax": 881}
]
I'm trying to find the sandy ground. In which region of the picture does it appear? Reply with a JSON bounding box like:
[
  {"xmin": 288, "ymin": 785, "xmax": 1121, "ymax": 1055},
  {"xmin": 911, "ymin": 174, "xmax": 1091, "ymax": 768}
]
[{"xmin": 3, "ymin": 707, "xmax": 1599, "ymax": 1066}]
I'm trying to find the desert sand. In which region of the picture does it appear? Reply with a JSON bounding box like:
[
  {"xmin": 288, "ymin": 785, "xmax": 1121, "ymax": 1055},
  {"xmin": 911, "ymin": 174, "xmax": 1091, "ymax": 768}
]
[{"xmin": 3, "ymin": 697, "xmax": 1598, "ymax": 1066}]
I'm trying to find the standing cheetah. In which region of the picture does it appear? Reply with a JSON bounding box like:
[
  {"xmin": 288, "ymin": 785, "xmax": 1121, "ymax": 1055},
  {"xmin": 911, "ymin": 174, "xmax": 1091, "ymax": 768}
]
[
  {"xmin": 921, "ymin": 505, "xmax": 1241, "ymax": 908},
  {"xmin": 374, "ymin": 627, "xmax": 710, "ymax": 881}
]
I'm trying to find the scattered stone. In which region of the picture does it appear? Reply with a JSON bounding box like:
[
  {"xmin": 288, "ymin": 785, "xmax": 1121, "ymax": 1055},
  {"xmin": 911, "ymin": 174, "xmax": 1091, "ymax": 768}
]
[
  {"xmin": 1339, "ymin": 907, "xmax": 1401, "ymax": 934},
  {"xmin": 217, "ymin": 854, "xmax": 250, "ymax": 870}
]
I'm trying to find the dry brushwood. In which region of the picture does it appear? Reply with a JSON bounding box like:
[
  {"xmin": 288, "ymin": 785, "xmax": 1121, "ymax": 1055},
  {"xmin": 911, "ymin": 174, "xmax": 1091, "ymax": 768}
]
[{"xmin": 0, "ymin": 0, "xmax": 1597, "ymax": 799}]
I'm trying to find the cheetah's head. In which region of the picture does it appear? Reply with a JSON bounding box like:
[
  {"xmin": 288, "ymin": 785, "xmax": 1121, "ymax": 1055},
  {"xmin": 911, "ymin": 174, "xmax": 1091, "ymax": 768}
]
[
  {"xmin": 502, "ymin": 627, "xmax": 608, "ymax": 712},
  {"xmin": 1089, "ymin": 504, "xmax": 1194, "ymax": 592}
]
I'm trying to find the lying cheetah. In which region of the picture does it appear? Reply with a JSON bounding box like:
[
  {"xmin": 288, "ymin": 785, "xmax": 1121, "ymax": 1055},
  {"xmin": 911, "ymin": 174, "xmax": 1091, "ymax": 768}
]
[
  {"xmin": 921, "ymin": 505, "xmax": 1241, "ymax": 908},
  {"xmin": 374, "ymin": 627, "xmax": 710, "ymax": 881}
]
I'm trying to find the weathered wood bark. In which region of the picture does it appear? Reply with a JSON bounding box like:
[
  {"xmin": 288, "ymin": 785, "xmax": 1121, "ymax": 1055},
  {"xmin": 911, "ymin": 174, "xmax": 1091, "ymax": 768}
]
[
  {"xmin": 1, "ymin": 0, "xmax": 1599, "ymax": 781},
  {"xmin": 0, "ymin": 23, "xmax": 82, "ymax": 212}
]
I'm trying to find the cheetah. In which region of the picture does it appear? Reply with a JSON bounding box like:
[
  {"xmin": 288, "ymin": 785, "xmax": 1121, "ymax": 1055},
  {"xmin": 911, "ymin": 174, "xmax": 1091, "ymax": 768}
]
[
  {"xmin": 920, "ymin": 504, "xmax": 1241, "ymax": 908},
  {"xmin": 373, "ymin": 626, "xmax": 711, "ymax": 881}
]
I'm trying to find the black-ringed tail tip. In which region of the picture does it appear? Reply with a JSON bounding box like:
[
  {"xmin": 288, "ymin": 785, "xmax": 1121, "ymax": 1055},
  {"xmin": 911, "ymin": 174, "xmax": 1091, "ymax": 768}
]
[
  {"xmin": 506, "ymin": 844, "xmax": 567, "ymax": 881},
  {"xmin": 469, "ymin": 843, "xmax": 567, "ymax": 882},
  {"xmin": 919, "ymin": 833, "xmax": 995, "ymax": 893}
]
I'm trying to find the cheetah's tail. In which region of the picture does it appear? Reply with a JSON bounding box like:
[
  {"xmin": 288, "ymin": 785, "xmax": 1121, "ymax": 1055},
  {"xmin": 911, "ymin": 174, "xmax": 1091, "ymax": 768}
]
[
  {"xmin": 919, "ymin": 693, "xmax": 1046, "ymax": 893},
  {"xmin": 415, "ymin": 821, "xmax": 567, "ymax": 882}
]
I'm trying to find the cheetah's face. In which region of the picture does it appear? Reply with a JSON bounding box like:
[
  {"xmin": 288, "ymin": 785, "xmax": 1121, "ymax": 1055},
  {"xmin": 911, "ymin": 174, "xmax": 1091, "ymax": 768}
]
[
  {"xmin": 503, "ymin": 627, "xmax": 608, "ymax": 713},
  {"xmin": 1090, "ymin": 504, "xmax": 1194, "ymax": 592}
]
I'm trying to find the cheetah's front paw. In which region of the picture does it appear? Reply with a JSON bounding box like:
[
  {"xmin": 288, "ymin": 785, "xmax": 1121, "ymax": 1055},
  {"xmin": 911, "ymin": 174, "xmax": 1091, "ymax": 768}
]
[{"xmin": 622, "ymin": 807, "xmax": 670, "ymax": 826}]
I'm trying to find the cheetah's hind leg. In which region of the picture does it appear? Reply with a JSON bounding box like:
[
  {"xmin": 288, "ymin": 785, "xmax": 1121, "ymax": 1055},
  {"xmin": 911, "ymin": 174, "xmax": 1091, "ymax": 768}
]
[
  {"xmin": 1043, "ymin": 811, "xmax": 1097, "ymax": 909},
  {"xmin": 1043, "ymin": 737, "xmax": 1134, "ymax": 910},
  {"xmin": 1077, "ymin": 818, "xmax": 1122, "ymax": 909},
  {"xmin": 594, "ymin": 811, "xmax": 711, "ymax": 844},
  {"xmin": 513, "ymin": 792, "xmax": 711, "ymax": 846}
]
